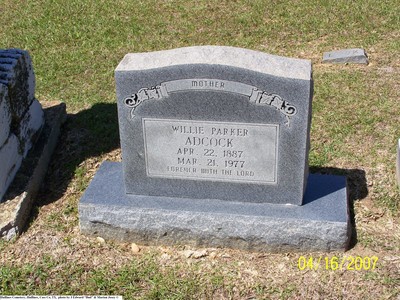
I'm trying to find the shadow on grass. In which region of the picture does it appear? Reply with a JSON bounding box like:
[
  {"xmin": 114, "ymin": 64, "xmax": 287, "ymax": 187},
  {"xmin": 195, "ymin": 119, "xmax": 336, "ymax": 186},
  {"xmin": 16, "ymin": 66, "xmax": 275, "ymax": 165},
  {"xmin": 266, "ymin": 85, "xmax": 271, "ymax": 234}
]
[
  {"xmin": 310, "ymin": 166, "xmax": 368, "ymax": 250},
  {"xmin": 32, "ymin": 102, "xmax": 120, "ymax": 209}
]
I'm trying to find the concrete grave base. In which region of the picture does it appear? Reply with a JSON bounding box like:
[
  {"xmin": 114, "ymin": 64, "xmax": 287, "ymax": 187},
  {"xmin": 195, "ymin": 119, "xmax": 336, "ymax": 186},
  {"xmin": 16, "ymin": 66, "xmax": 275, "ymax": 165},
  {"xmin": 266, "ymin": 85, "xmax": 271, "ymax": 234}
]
[{"xmin": 79, "ymin": 162, "xmax": 350, "ymax": 252}]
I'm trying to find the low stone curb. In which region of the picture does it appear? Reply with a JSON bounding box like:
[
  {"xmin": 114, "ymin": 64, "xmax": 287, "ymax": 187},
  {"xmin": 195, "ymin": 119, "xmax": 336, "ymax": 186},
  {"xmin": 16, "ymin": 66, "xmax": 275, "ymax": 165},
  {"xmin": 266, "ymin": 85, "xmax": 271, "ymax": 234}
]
[{"xmin": 0, "ymin": 101, "xmax": 66, "ymax": 240}]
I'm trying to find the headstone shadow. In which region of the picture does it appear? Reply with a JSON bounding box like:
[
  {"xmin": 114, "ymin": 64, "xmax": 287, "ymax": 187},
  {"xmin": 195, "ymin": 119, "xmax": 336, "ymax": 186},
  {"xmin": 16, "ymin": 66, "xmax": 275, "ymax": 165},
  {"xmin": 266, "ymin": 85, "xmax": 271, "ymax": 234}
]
[
  {"xmin": 33, "ymin": 102, "xmax": 120, "ymax": 209},
  {"xmin": 309, "ymin": 166, "xmax": 368, "ymax": 249}
]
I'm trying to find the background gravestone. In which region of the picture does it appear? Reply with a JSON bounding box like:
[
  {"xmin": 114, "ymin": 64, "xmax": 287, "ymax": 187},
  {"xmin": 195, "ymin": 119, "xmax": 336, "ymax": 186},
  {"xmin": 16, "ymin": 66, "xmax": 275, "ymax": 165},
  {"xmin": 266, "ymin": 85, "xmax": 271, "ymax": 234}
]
[
  {"xmin": 0, "ymin": 49, "xmax": 66, "ymax": 240},
  {"xmin": 322, "ymin": 48, "xmax": 368, "ymax": 64},
  {"xmin": 0, "ymin": 49, "xmax": 44, "ymax": 202},
  {"xmin": 79, "ymin": 46, "xmax": 350, "ymax": 252}
]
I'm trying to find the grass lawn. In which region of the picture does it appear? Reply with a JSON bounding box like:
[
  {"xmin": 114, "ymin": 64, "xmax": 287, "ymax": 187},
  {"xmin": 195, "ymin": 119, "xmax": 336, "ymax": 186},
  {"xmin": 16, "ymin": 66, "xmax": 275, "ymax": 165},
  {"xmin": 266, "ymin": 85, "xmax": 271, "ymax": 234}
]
[{"xmin": 1, "ymin": 0, "xmax": 399, "ymax": 299}]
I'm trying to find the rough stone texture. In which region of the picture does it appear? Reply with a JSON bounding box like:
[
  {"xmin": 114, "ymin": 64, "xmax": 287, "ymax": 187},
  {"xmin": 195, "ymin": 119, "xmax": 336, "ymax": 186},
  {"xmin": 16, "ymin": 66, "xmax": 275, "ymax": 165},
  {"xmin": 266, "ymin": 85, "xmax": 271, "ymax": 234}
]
[
  {"xmin": 79, "ymin": 162, "xmax": 350, "ymax": 252},
  {"xmin": 0, "ymin": 49, "xmax": 44, "ymax": 203},
  {"xmin": 115, "ymin": 46, "xmax": 313, "ymax": 205},
  {"xmin": 0, "ymin": 49, "xmax": 36, "ymax": 120},
  {"xmin": 17, "ymin": 99, "xmax": 45, "ymax": 157},
  {"xmin": 117, "ymin": 46, "xmax": 311, "ymax": 80},
  {"xmin": 0, "ymin": 102, "xmax": 66, "ymax": 239},
  {"xmin": 322, "ymin": 48, "xmax": 368, "ymax": 64},
  {"xmin": 0, "ymin": 134, "xmax": 23, "ymax": 201},
  {"xmin": 0, "ymin": 84, "xmax": 11, "ymax": 146}
]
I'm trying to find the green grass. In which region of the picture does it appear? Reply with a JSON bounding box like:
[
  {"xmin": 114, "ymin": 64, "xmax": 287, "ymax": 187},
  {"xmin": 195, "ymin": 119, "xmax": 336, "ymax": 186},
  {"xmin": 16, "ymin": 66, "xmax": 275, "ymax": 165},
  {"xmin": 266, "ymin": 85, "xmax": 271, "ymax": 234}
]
[
  {"xmin": 1, "ymin": 0, "xmax": 399, "ymax": 110},
  {"xmin": 0, "ymin": 254, "xmax": 226, "ymax": 298},
  {"xmin": 1, "ymin": 0, "xmax": 400, "ymax": 298}
]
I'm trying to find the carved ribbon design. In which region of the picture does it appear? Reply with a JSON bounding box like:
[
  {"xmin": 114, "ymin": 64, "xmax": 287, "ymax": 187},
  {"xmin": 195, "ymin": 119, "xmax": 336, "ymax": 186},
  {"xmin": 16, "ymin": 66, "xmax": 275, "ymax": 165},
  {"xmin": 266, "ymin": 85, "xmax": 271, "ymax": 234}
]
[
  {"xmin": 125, "ymin": 85, "xmax": 168, "ymax": 118},
  {"xmin": 248, "ymin": 89, "xmax": 297, "ymax": 126},
  {"xmin": 124, "ymin": 79, "xmax": 297, "ymax": 126}
]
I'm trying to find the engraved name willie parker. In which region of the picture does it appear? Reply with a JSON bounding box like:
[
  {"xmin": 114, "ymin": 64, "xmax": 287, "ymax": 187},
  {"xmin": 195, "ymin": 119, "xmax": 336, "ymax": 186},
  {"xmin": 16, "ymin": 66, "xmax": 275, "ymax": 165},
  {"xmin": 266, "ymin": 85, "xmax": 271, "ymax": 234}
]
[{"xmin": 143, "ymin": 119, "xmax": 279, "ymax": 184}]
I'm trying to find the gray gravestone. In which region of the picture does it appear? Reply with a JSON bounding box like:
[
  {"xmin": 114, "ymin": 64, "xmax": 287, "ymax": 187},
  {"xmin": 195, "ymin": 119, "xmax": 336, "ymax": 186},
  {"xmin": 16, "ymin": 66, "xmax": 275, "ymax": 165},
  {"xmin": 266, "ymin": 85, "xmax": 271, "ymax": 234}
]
[
  {"xmin": 115, "ymin": 46, "xmax": 312, "ymax": 205},
  {"xmin": 79, "ymin": 46, "xmax": 350, "ymax": 251},
  {"xmin": 322, "ymin": 48, "xmax": 368, "ymax": 64}
]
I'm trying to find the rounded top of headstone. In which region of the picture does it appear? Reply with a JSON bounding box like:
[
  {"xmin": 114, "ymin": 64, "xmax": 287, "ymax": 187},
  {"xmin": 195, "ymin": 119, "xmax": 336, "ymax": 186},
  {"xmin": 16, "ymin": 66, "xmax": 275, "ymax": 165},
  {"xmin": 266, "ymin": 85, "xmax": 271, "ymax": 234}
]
[{"xmin": 116, "ymin": 46, "xmax": 312, "ymax": 81}]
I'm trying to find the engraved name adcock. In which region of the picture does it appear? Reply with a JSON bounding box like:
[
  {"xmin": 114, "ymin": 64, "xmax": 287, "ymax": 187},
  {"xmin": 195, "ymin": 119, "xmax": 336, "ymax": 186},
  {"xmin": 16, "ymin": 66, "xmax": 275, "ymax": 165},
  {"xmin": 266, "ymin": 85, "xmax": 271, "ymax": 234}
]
[{"xmin": 143, "ymin": 119, "xmax": 279, "ymax": 184}]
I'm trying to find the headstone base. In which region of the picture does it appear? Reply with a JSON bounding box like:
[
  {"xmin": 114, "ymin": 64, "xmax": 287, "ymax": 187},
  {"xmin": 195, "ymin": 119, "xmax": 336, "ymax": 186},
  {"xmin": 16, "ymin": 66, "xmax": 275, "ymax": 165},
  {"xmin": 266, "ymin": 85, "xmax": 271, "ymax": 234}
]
[{"xmin": 79, "ymin": 162, "xmax": 350, "ymax": 252}]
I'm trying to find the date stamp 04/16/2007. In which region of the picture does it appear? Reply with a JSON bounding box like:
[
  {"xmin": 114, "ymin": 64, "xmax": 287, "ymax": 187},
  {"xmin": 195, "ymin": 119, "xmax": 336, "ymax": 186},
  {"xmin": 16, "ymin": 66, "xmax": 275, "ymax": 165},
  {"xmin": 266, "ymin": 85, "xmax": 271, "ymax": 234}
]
[{"xmin": 297, "ymin": 256, "xmax": 379, "ymax": 271}]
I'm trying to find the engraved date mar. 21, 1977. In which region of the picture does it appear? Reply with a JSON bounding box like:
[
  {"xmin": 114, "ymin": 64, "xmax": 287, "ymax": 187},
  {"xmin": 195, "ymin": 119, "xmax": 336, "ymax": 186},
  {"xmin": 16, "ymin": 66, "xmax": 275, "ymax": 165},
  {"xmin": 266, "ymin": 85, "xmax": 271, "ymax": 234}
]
[{"xmin": 142, "ymin": 118, "xmax": 279, "ymax": 184}]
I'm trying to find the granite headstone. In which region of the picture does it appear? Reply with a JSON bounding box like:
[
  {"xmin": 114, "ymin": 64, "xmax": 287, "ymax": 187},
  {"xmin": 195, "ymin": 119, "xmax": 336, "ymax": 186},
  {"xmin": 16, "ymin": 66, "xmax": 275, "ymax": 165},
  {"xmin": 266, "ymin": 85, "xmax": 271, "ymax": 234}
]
[
  {"xmin": 79, "ymin": 46, "xmax": 350, "ymax": 252},
  {"xmin": 115, "ymin": 46, "xmax": 311, "ymax": 205}
]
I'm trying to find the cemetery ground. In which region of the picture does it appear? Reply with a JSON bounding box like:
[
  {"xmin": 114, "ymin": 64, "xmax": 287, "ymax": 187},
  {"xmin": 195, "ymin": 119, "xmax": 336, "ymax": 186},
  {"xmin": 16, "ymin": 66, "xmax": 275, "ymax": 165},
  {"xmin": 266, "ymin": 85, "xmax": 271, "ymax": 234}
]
[{"xmin": 0, "ymin": 0, "xmax": 399, "ymax": 299}]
